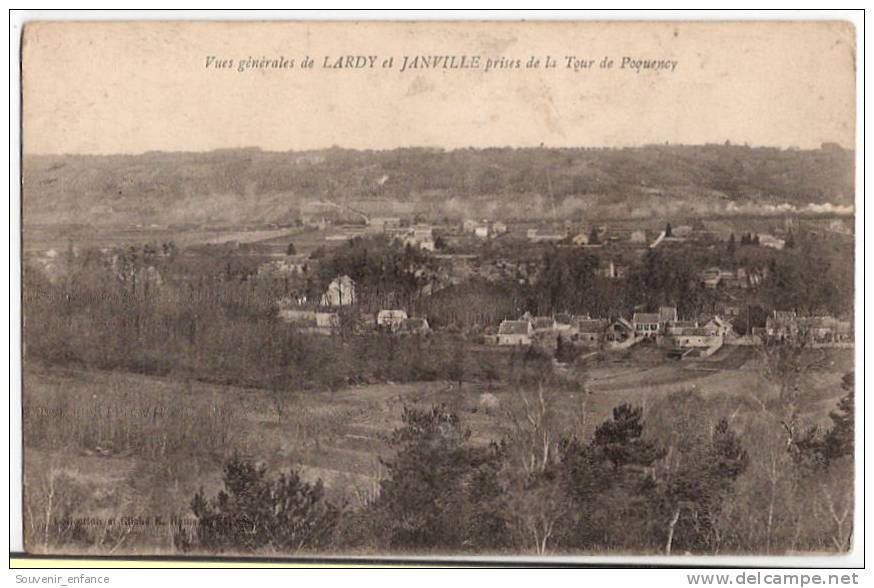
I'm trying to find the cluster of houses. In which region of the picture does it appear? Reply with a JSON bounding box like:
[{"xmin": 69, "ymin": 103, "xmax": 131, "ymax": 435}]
[
  {"xmin": 758, "ymin": 310, "xmax": 852, "ymax": 345},
  {"xmin": 277, "ymin": 274, "xmax": 431, "ymax": 336},
  {"xmin": 495, "ymin": 306, "xmax": 732, "ymax": 357},
  {"xmin": 698, "ymin": 266, "xmax": 768, "ymax": 290},
  {"xmin": 277, "ymin": 300, "xmax": 431, "ymax": 337},
  {"xmin": 397, "ymin": 224, "xmax": 437, "ymax": 251},
  {"xmin": 495, "ymin": 305, "xmax": 853, "ymax": 356},
  {"xmin": 463, "ymin": 219, "xmax": 508, "ymax": 239}
]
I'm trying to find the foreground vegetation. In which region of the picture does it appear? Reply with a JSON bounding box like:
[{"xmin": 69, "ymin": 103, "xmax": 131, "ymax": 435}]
[{"xmin": 24, "ymin": 358, "xmax": 853, "ymax": 556}]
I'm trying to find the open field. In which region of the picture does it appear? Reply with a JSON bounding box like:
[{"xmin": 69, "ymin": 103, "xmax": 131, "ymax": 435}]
[
  {"xmin": 22, "ymin": 344, "xmax": 851, "ymax": 554},
  {"xmin": 22, "ymin": 224, "xmax": 329, "ymax": 254}
]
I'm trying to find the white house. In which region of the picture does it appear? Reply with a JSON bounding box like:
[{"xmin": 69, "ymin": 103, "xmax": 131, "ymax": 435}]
[
  {"xmin": 632, "ymin": 312, "xmax": 661, "ymax": 338},
  {"xmin": 497, "ymin": 320, "xmax": 534, "ymax": 346},
  {"xmin": 377, "ymin": 309, "xmax": 409, "ymax": 331},
  {"xmin": 321, "ymin": 275, "xmax": 356, "ymax": 306}
]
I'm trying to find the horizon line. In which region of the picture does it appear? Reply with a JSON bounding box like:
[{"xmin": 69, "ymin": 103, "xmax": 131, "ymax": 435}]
[{"xmin": 22, "ymin": 141, "xmax": 855, "ymax": 158}]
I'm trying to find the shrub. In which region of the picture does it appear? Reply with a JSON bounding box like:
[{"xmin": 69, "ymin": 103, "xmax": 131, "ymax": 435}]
[{"xmin": 179, "ymin": 454, "xmax": 339, "ymax": 554}]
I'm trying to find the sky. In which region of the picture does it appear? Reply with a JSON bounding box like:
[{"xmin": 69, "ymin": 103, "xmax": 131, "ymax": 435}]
[{"xmin": 22, "ymin": 20, "xmax": 856, "ymax": 155}]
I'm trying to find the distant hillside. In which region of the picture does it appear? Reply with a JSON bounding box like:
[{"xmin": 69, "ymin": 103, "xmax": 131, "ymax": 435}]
[{"xmin": 22, "ymin": 144, "xmax": 855, "ymax": 226}]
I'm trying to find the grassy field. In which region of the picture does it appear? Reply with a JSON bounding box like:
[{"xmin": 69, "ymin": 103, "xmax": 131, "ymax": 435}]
[
  {"xmin": 21, "ymin": 345, "xmax": 851, "ymax": 555},
  {"xmin": 23, "ymin": 224, "xmax": 321, "ymax": 254}
]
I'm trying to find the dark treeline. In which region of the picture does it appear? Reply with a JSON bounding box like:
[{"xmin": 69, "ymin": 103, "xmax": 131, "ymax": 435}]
[
  {"xmin": 506, "ymin": 240, "xmax": 851, "ymax": 323},
  {"xmin": 22, "ymin": 244, "xmax": 548, "ymax": 391},
  {"xmin": 24, "ymin": 144, "xmax": 853, "ymax": 226}
]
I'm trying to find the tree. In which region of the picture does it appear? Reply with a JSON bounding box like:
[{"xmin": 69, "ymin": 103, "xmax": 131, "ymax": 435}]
[
  {"xmin": 727, "ymin": 233, "xmax": 736, "ymax": 255},
  {"xmin": 824, "ymin": 373, "xmax": 854, "ymax": 461},
  {"xmin": 665, "ymin": 223, "xmax": 673, "ymax": 238},
  {"xmin": 662, "ymin": 418, "xmax": 749, "ymax": 554},
  {"xmin": 503, "ymin": 385, "xmax": 562, "ymax": 477},
  {"xmin": 445, "ymin": 344, "xmax": 465, "ymax": 390},
  {"xmin": 588, "ymin": 227, "xmax": 601, "ymax": 245},
  {"xmin": 181, "ymin": 454, "xmax": 339, "ymax": 553},
  {"xmin": 591, "ymin": 403, "xmax": 664, "ymax": 470},
  {"xmin": 558, "ymin": 404, "xmax": 664, "ymax": 551},
  {"xmin": 784, "ymin": 229, "xmax": 795, "ymax": 249},
  {"xmin": 501, "ymin": 386, "xmax": 575, "ymax": 554},
  {"xmin": 554, "ymin": 335, "xmax": 577, "ymax": 364},
  {"xmin": 373, "ymin": 405, "xmax": 494, "ymax": 550},
  {"xmin": 534, "ymin": 248, "xmax": 599, "ymax": 315},
  {"xmin": 286, "ymin": 242, "xmax": 297, "ymax": 256}
]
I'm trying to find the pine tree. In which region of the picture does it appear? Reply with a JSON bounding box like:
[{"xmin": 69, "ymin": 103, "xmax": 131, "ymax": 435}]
[
  {"xmin": 588, "ymin": 227, "xmax": 601, "ymax": 245},
  {"xmin": 286, "ymin": 242, "xmax": 296, "ymax": 255},
  {"xmin": 727, "ymin": 233, "xmax": 736, "ymax": 255},
  {"xmin": 555, "ymin": 335, "xmax": 577, "ymax": 364},
  {"xmin": 824, "ymin": 372, "xmax": 854, "ymax": 460},
  {"xmin": 182, "ymin": 454, "xmax": 338, "ymax": 553},
  {"xmin": 375, "ymin": 405, "xmax": 492, "ymax": 549},
  {"xmin": 591, "ymin": 403, "xmax": 665, "ymax": 469},
  {"xmin": 665, "ymin": 223, "xmax": 673, "ymax": 238}
]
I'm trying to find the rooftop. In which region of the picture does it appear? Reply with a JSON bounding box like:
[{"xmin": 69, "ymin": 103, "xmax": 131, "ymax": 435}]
[
  {"xmin": 499, "ymin": 320, "xmax": 533, "ymax": 335},
  {"xmin": 633, "ymin": 313, "xmax": 661, "ymax": 324}
]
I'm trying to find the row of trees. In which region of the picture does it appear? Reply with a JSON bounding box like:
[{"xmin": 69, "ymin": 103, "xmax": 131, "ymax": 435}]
[{"xmin": 526, "ymin": 238, "xmax": 851, "ymax": 321}]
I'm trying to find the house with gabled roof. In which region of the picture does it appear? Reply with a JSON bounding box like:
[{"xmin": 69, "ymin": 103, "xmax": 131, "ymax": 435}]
[
  {"xmin": 659, "ymin": 306, "xmax": 678, "ymax": 323},
  {"xmin": 632, "ymin": 312, "xmax": 661, "ymax": 338},
  {"xmin": 573, "ymin": 318, "xmax": 609, "ymax": 346},
  {"xmin": 701, "ymin": 316, "xmax": 732, "ymax": 337},
  {"xmin": 669, "ymin": 326, "xmax": 723, "ymax": 353},
  {"xmin": 532, "ymin": 316, "xmax": 558, "ymax": 332},
  {"xmin": 497, "ymin": 319, "xmax": 534, "ymax": 346},
  {"xmin": 606, "ymin": 318, "xmax": 635, "ymax": 344}
]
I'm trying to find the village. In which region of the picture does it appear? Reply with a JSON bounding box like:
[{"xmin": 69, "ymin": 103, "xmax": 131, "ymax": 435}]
[
  {"xmin": 236, "ymin": 210, "xmax": 853, "ymax": 361},
  {"xmin": 25, "ymin": 208, "xmax": 853, "ymax": 368}
]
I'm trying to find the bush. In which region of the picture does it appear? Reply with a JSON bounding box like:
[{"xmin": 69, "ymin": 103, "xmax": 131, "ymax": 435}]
[{"xmin": 178, "ymin": 454, "xmax": 339, "ymax": 554}]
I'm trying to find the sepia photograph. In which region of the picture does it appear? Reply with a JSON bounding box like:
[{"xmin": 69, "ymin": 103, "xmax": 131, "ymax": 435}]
[{"xmin": 13, "ymin": 14, "xmax": 861, "ymax": 566}]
